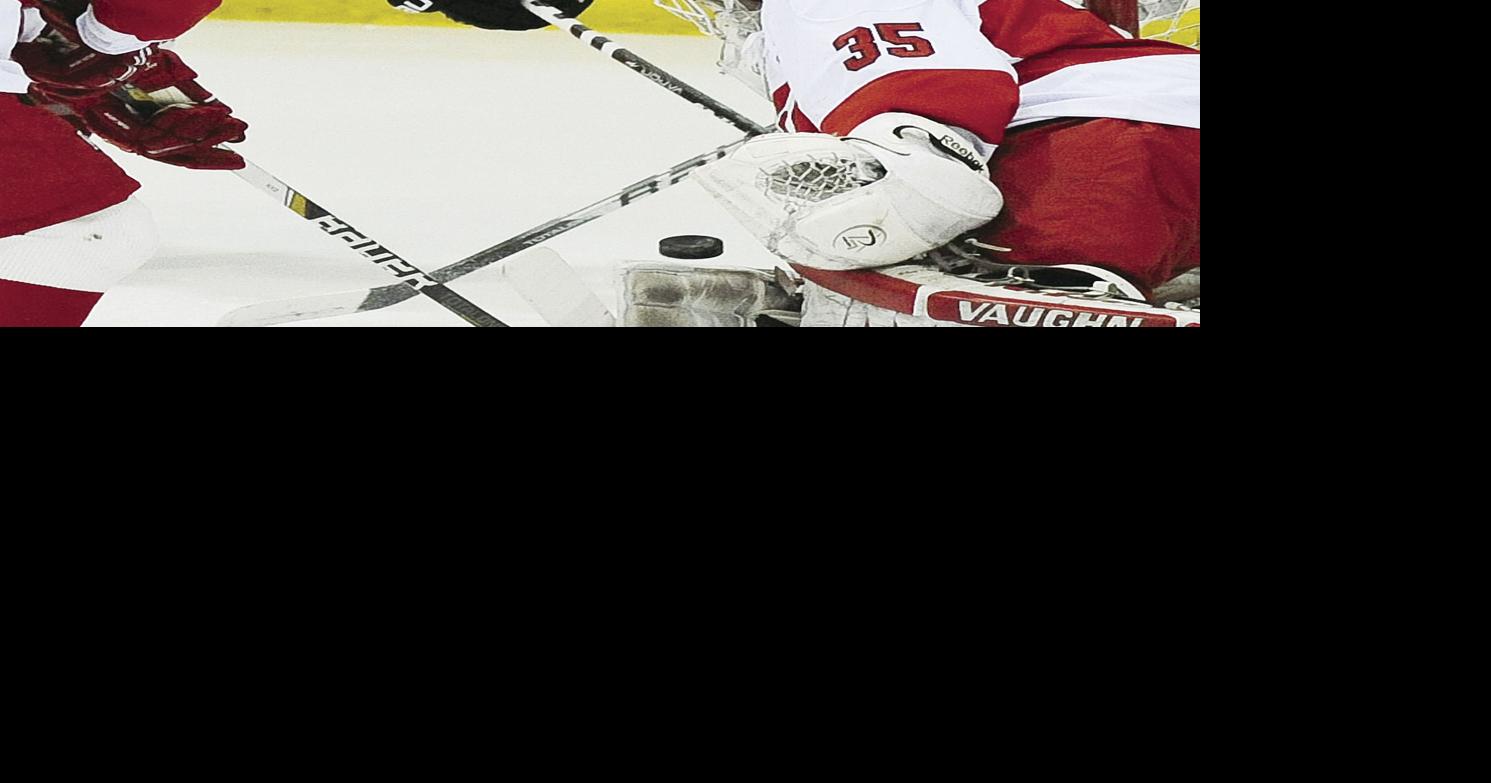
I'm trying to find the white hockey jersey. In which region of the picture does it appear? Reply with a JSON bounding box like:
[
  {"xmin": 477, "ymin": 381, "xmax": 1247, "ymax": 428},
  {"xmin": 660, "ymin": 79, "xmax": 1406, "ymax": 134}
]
[{"xmin": 761, "ymin": 0, "xmax": 1199, "ymax": 152}]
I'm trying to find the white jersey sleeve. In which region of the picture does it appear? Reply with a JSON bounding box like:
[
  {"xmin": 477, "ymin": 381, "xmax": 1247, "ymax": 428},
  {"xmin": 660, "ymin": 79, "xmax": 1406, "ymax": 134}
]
[{"xmin": 763, "ymin": 0, "xmax": 1020, "ymax": 145}]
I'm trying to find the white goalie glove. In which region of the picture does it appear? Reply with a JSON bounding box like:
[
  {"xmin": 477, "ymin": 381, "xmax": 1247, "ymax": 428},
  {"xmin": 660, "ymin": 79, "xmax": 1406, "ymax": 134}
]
[{"xmin": 692, "ymin": 113, "xmax": 1005, "ymax": 271}]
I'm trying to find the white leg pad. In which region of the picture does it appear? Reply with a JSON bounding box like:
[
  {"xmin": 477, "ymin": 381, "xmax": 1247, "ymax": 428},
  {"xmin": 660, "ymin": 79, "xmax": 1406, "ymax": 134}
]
[
  {"xmin": 619, "ymin": 262, "xmax": 797, "ymax": 327},
  {"xmin": 0, "ymin": 199, "xmax": 158, "ymax": 292}
]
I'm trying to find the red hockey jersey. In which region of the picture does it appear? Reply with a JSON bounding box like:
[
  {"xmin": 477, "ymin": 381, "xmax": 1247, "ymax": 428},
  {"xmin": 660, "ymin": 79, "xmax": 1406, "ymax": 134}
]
[
  {"xmin": 4, "ymin": 1, "xmax": 221, "ymax": 93},
  {"xmin": 764, "ymin": 0, "xmax": 1199, "ymax": 152},
  {"xmin": 3, "ymin": 1, "xmax": 221, "ymax": 237}
]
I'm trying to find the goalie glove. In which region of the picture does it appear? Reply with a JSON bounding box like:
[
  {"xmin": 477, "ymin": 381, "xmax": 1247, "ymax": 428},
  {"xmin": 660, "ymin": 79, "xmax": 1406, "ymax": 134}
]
[
  {"xmin": 388, "ymin": 0, "xmax": 594, "ymax": 31},
  {"xmin": 693, "ymin": 113, "xmax": 1005, "ymax": 271}
]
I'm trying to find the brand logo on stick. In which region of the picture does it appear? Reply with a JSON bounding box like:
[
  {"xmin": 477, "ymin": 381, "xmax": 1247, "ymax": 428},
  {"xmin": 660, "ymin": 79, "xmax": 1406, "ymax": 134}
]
[{"xmin": 836, "ymin": 225, "xmax": 886, "ymax": 251}]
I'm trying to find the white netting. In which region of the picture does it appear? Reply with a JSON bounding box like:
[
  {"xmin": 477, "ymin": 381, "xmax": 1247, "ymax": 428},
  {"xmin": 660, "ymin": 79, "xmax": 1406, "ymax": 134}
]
[
  {"xmin": 653, "ymin": 1, "xmax": 759, "ymax": 38},
  {"xmin": 1137, "ymin": 0, "xmax": 1201, "ymax": 49},
  {"xmin": 654, "ymin": 1, "xmax": 768, "ymax": 94},
  {"xmin": 759, "ymin": 152, "xmax": 884, "ymax": 209}
]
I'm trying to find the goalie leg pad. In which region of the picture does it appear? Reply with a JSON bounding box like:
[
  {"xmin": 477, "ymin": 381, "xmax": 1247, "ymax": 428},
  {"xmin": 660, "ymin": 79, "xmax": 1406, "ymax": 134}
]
[{"xmin": 619, "ymin": 262, "xmax": 797, "ymax": 327}]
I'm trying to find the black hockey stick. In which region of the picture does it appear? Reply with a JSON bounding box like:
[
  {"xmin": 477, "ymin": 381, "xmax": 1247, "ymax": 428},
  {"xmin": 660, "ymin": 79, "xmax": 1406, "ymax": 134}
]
[
  {"xmin": 520, "ymin": 0, "xmax": 769, "ymax": 136},
  {"xmin": 107, "ymin": 88, "xmax": 508, "ymax": 327},
  {"xmin": 217, "ymin": 136, "xmax": 750, "ymax": 326},
  {"xmin": 219, "ymin": 4, "xmax": 774, "ymax": 326},
  {"xmin": 232, "ymin": 161, "xmax": 507, "ymax": 327}
]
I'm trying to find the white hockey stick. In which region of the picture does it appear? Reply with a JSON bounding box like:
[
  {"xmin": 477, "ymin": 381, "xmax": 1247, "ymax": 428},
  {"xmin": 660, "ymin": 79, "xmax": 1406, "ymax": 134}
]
[{"xmin": 503, "ymin": 247, "xmax": 616, "ymax": 327}]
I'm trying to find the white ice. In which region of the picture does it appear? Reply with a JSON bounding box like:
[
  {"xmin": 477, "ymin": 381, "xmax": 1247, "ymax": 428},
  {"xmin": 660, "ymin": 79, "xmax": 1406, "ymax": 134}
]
[{"xmin": 81, "ymin": 21, "xmax": 782, "ymax": 326}]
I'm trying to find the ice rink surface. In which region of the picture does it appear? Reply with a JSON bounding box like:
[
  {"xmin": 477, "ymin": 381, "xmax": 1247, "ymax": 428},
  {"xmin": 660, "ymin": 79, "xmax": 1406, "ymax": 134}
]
[{"xmin": 83, "ymin": 21, "xmax": 781, "ymax": 326}]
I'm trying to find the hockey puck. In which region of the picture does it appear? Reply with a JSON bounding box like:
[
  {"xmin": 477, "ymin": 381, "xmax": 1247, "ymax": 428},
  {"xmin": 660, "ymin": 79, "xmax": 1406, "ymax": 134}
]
[{"xmin": 659, "ymin": 235, "xmax": 724, "ymax": 260}]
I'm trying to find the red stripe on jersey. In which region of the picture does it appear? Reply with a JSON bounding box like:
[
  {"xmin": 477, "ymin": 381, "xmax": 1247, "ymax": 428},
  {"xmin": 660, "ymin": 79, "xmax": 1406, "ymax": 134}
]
[
  {"xmin": 91, "ymin": 0, "xmax": 221, "ymax": 41},
  {"xmin": 790, "ymin": 105, "xmax": 819, "ymax": 133},
  {"xmin": 819, "ymin": 68, "xmax": 1018, "ymax": 142},
  {"xmin": 772, "ymin": 83, "xmax": 822, "ymax": 133},
  {"xmin": 772, "ymin": 83, "xmax": 792, "ymax": 130},
  {"xmin": 772, "ymin": 83, "xmax": 791, "ymax": 113},
  {"xmin": 791, "ymin": 265, "xmax": 923, "ymax": 315}
]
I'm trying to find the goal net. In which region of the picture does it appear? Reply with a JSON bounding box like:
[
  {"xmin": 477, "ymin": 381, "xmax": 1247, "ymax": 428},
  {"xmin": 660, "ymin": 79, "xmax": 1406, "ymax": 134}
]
[{"xmin": 1135, "ymin": 0, "xmax": 1201, "ymax": 49}]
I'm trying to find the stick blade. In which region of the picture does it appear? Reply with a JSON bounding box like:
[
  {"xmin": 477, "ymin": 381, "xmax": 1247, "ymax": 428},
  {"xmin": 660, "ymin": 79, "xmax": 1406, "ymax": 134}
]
[
  {"xmin": 216, "ymin": 290, "xmax": 371, "ymax": 327},
  {"xmin": 503, "ymin": 248, "xmax": 616, "ymax": 327}
]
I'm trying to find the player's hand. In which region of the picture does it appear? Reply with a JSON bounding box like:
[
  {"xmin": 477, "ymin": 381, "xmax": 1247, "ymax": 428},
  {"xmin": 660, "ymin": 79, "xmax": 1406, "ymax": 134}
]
[
  {"xmin": 83, "ymin": 96, "xmax": 248, "ymax": 170},
  {"xmin": 31, "ymin": 47, "xmax": 249, "ymax": 171},
  {"xmin": 88, "ymin": 49, "xmax": 247, "ymax": 170},
  {"xmin": 387, "ymin": 0, "xmax": 594, "ymax": 31}
]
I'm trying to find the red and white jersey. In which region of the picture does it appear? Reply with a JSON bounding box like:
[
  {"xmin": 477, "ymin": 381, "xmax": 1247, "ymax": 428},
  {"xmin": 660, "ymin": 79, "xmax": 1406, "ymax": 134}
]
[
  {"xmin": 762, "ymin": 0, "xmax": 1199, "ymax": 151},
  {"xmin": 3, "ymin": 1, "xmax": 221, "ymax": 94}
]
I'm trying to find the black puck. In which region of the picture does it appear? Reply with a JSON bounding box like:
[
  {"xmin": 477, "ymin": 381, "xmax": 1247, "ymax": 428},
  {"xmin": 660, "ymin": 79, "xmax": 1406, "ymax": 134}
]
[{"xmin": 659, "ymin": 235, "xmax": 724, "ymax": 260}]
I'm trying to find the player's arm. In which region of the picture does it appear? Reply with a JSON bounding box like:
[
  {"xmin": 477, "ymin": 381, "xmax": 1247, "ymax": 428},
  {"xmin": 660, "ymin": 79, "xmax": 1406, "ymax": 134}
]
[
  {"xmin": 15, "ymin": 1, "xmax": 246, "ymax": 170},
  {"xmin": 77, "ymin": 0, "xmax": 222, "ymax": 53},
  {"xmin": 388, "ymin": 0, "xmax": 592, "ymax": 31},
  {"xmin": 16, "ymin": 1, "xmax": 221, "ymax": 96},
  {"xmin": 768, "ymin": 0, "xmax": 1019, "ymax": 146}
]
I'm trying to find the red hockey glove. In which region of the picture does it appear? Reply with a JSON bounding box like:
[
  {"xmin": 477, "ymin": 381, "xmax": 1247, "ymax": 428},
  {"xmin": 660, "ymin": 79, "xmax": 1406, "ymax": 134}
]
[
  {"xmin": 83, "ymin": 50, "xmax": 247, "ymax": 170},
  {"xmin": 83, "ymin": 96, "xmax": 248, "ymax": 171},
  {"xmin": 24, "ymin": 46, "xmax": 249, "ymax": 171}
]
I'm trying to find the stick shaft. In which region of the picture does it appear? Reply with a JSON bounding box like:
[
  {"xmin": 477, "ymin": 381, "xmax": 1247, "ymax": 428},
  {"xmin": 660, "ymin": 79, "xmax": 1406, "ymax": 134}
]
[
  {"xmin": 522, "ymin": 0, "xmax": 769, "ymax": 136},
  {"xmin": 233, "ymin": 162, "xmax": 507, "ymax": 326},
  {"xmin": 218, "ymin": 136, "xmax": 749, "ymax": 326}
]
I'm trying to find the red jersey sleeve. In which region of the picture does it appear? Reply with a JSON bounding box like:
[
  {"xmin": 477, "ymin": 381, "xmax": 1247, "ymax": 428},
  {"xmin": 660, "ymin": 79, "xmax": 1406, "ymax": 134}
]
[{"xmin": 82, "ymin": 1, "xmax": 220, "ymax": 51}]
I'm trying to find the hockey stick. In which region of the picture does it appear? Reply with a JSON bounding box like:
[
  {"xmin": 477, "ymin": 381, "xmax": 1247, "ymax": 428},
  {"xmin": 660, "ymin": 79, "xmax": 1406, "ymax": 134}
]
[
  {"xmin": 503, "ymin": 247, "xmax": 616, "ymax": 327},
  {"xmin": 218, "ymin": 2, "xmax": 771, "ymax": 326},
  {"xmin": 520, "ymin": 0, "xmax": 769, "ymax": 136},
  {"xmin": 231, "ymin": 160, "xmax": 507, "ymax": 327},
  {"xmin": 216, "ymin": 136, "xmax": 749, "ymax": 326},
  {"xmin": 110, "ymin": 86, "xmax": 509, "ymax": 327}
]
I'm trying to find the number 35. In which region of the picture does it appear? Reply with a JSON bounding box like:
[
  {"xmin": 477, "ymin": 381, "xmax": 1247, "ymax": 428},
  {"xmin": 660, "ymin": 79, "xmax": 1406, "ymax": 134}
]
[{"xmin": 835, "ymin": 23, "xmax": 937, "ymax": 72}]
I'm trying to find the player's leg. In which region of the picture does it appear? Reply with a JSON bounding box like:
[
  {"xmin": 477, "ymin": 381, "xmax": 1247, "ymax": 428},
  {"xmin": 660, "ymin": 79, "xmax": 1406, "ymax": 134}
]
[
  {"xmin": 980, "ymin": 118, "xmax": 1201, "ymax": 295},
  {"xmin": 0, "ymin": 93, "xmax": 154, "ymax": 327},
  {"xmin": 0, "ymin": 199, "xmax": 158, "ymax": 326}
]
